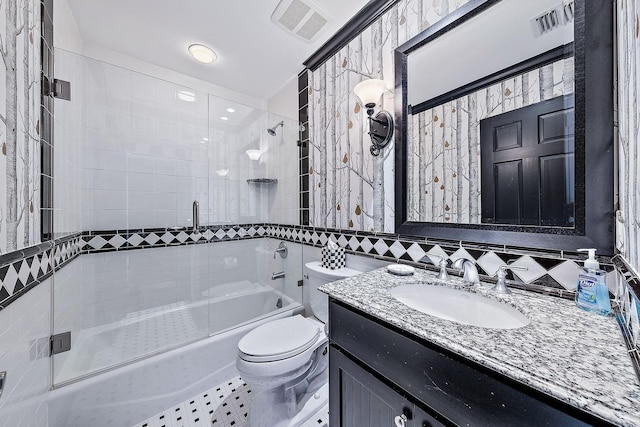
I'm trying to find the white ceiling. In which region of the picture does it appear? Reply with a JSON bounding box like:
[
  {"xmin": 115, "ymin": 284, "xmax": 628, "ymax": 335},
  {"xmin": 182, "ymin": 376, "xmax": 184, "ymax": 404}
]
[{"xmin": 66, "ymin": 0, "xmax": 368, "ymax": 101}]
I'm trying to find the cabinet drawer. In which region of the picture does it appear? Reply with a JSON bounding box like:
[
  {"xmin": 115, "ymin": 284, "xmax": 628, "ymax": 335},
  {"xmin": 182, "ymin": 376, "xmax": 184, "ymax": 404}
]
[{"xmin": 329, "ymin": 299, "xmax": 610, "ymax": 427}]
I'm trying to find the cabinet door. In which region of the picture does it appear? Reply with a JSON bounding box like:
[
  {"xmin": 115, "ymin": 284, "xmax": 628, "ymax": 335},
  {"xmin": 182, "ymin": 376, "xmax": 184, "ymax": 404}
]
[
  {"xmin": 413, "ymin": 405, "xmax": 447, "ymax": 427},
  {"xmin": 330, "ymin": 346, "xmax": 438, "ymax": 427}
]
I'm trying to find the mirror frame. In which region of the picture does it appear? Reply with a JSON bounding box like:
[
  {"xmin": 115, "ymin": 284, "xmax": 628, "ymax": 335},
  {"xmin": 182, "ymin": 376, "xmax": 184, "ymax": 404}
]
[{"xmin": 394, "ymin": 0, "xmax": 614, "ymax": 255}]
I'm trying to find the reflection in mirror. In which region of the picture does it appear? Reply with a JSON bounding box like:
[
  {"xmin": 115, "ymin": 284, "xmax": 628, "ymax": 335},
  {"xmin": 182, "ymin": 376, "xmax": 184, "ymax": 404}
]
[{"xmin": 405, "ymin": 0, "xmax": 574, "ymax": 226}]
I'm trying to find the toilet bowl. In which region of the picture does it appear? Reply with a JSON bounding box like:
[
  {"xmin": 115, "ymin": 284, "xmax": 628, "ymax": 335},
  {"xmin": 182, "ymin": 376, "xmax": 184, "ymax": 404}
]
[{"xmin": 235, "ymin": 261, "xmax": 361, "ymax": 427}]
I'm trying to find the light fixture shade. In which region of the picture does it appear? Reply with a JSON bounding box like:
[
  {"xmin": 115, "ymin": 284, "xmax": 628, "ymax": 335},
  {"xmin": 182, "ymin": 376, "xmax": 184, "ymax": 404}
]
[
  {"xmin": 354, "ymin": 78, "xmax": 387, "ymax": 107},
  {"xmin": 188, "ymin": 44, "xmax": 217, "ymax": 64},
  {"xmin": 246, "ymin": 149, "xmax": 262, "ymax": 161}
]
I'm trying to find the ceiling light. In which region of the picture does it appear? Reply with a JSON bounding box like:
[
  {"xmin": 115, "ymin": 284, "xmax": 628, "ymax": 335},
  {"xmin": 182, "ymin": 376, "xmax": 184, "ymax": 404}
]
[
  {"xmin": 226, "ymin": 108, "xmax": 236, "ymax": 113},
  {"xmin": 216, "ymin": 169, "xmax": 229, "ymax": 177},
  {"xmin": 188, "ymin": 44, "xmax": 217, "ymax": 64},
  {"xmin": 200, "ymin": 137, "xmax": 209, "ymax": 144},
  {"xmin": 177, "ymin": 90, "xmax": 196, "ymax": 102},
  {"xmin": 220, "ymin": 116, "xmax": 229, "ymax": 121}
]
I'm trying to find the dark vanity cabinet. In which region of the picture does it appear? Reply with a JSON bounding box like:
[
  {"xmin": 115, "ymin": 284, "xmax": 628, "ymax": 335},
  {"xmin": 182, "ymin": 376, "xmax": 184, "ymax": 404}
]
[{"xmin": 328, "ymin": 299, "xmax": 613, "ymax": 427}]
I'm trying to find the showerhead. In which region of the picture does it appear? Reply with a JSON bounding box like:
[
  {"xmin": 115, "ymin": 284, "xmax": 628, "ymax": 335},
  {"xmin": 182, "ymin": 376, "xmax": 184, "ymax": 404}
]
[{"xmin": 267, "ymin": 121, "xmax": 284, "ymax": 136}]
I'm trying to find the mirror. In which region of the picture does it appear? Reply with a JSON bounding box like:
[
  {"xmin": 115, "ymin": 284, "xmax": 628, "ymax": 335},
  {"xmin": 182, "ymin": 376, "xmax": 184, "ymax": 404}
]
[{"xmin": 394, "ymin": 0, "xmax": 614, "ymax": 254}]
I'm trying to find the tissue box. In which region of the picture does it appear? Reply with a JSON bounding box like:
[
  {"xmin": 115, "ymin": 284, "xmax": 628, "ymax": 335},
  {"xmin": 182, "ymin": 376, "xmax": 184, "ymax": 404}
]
[{"xmin": 321, "ymin": 246, "xmax": 346, "ymax": 270}]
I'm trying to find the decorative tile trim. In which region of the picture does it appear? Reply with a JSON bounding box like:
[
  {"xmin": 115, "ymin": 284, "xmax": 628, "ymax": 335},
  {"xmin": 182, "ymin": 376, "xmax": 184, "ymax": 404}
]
[
  {"xmin": 0, "ymin": 233, "xmax": 83, "ymax": 310},
  {"xmin": 1, "ymin": 223, "xmax": 618, "ymax": 309},
  {"xmin": 267, "ymin": 225, "xmax": 614, "ymax": 297},
  {"xmin": 612, "ymin": 255, "xmax": 640, "ymax": 381},
  {"xmin": 80, "ymin": 224, "xmax": 269, "ymax": 253}
]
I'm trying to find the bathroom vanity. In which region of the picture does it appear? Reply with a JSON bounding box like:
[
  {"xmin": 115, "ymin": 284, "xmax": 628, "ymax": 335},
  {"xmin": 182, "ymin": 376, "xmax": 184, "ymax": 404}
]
[{"xmin": 320, "ymin": 269, "xmax": 640, "ymax": 426}]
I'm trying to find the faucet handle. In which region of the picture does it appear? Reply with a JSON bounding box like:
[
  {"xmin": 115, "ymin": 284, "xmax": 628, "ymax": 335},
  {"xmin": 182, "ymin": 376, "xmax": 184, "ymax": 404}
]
[
  {"xmin": 435, "ymin": 257, "xmax": 449, "ymax": 281},
  {"xmin": 491, "ymin": 265, "xmax": 528, "ymax": 294}
]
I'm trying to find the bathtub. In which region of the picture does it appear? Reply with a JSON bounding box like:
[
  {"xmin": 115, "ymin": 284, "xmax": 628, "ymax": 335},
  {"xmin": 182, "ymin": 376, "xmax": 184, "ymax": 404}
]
[{"xmin": 48, "ymin": 286, "xmax": 302, "ymax": 427}]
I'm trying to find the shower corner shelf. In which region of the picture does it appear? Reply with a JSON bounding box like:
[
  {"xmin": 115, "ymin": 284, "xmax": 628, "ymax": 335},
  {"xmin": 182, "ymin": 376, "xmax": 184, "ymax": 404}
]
[{"xmin": 247, "ymin": 178, "xmax": 278, "ymax": 184}]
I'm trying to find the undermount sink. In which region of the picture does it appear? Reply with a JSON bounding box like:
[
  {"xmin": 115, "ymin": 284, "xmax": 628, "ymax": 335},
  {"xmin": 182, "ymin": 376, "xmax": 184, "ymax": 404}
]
[{"xmin": 389, "ymin": 284, "xmax": 530, "ymax": 329}]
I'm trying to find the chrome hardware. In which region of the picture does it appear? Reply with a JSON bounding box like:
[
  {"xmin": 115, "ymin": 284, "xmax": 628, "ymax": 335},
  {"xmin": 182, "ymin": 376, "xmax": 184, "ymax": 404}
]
[
  {"xmin": 271, "ymin": 271, "xmax": 285, "ymax": 280},
  {"xmin": 274, "ymin": 241, "xmax": 288, "ymax": 259},
  {"xmin": 452, "ymin": 258, "xmax": 480, "ymax": 286},
  {"xmin": 0, "ymin": 371, "xmax": 5, "ymax": 400},
  {"xmin": 430, "ymin": 255, "xmax": 449, "ymax": 281},
  {"xmin": 192, "ymin": 200, "xmax": 199, "ymax": 232},
  {"xmin": 394, "ymin": 413, "xmax": 408, "ymax": 427},
  {"xmin": 50, "ymin": 331, "xmax": 72, "ymax": 356},
  {"xmin": 491, "ymin": 265, "xmax": 528, "ymax": 294}
]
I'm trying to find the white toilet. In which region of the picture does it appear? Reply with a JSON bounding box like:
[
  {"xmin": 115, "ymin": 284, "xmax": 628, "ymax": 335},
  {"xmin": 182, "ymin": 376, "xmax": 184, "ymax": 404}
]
[{"xmin": 236, "ymin": 261, "xmax": 361, "ymax": 427}]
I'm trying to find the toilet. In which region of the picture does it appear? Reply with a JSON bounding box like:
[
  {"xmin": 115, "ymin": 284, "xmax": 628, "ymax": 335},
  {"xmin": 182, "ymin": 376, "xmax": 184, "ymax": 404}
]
[{"xmin": 236, "ymin": 261, "xmax": 361, "ymax": 427}]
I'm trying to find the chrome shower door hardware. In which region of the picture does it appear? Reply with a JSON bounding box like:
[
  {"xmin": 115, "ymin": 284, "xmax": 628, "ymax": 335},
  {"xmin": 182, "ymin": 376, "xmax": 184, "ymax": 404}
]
[{"xmin": 0, "ymin": 371, "xmax": 5, "ymax": 400}]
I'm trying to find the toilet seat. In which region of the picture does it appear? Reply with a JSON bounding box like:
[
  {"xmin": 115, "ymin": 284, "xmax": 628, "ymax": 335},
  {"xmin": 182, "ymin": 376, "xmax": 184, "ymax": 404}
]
[{"xmin": 238, "ymin": 315, "xmax": 321, "ymax": 362}]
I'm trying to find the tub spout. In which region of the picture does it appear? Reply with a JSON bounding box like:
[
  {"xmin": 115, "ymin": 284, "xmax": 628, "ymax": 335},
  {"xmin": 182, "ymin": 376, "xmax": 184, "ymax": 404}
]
[{"xmin": 271, "ymin": 271, "xmax": 285, "ymax": 280}]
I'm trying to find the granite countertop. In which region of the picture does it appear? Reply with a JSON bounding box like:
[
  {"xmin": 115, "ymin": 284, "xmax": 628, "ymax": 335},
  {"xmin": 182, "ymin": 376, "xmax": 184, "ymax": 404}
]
[{"xmin": 319, "ymin": 267, "xmax": 640, "ymax": 426}]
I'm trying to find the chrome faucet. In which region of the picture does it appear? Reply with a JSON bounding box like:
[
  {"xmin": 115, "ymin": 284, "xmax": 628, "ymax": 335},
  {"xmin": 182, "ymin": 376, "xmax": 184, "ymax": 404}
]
[
  {"xmin": 192, "ymin": 200, "xmax": 199, "ymax": 232},
  {"xmin": 452, "ymin": 258, "xmax": 480, "ymax": 286},
  {"xmin": 271, "ymin": 271, "xmax": 285, "ymax": 280}
]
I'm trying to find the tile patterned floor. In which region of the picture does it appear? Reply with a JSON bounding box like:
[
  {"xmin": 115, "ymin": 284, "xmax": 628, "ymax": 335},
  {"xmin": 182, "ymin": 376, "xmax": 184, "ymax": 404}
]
[{"xmin": 132, "ymin": 376, "xmax": 329, "ymax": 427}]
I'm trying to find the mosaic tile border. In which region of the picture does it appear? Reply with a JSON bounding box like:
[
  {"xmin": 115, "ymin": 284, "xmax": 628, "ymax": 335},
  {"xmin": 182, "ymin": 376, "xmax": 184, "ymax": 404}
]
[
  {"xmin": 0, "ymin": 223, "xmax": 623, "ymax": 309},
  {"xmin": 80, "ymin": 224, "xmax": 269, "ymax": 253},
  {"xmin": 266, "ymin": 225, "xmax": 615, "ymax": 297},
  {"xmin": 0, "ymin": 233, "xmax": 82, "ymax": 310},
  {"xmin": 612, "ymin": 255, "xmax": 640, "ymax": 381}
]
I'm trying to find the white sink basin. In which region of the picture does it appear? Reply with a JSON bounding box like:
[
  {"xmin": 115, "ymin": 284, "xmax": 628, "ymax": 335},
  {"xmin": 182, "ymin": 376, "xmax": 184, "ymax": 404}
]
[{"xmin": 389, "ymin": 284, "xmax": 530, "ymax": 329}]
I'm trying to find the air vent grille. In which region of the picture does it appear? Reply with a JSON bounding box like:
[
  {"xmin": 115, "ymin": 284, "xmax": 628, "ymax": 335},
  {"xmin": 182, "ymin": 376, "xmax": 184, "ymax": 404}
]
[{"xmin": 271, "ymin": 0, "xmax": 330, "ymax": 43}]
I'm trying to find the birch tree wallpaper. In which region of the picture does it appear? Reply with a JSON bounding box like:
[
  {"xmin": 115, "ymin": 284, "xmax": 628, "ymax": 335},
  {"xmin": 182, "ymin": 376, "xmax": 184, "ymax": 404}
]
[
  {"xmin": 0, "ymin": 0, "xmax": 40, "ymax": 254},
  {"xmin": 407, "ymin": 58, "xmax": 575, "ymax": 224},
  {"xmin": 309, "ymin": 0, "xmax": 471, "ymax": 233},
  {"xmin": 617, "ymin": 0, "xmax": 640, "ymax": 275}
]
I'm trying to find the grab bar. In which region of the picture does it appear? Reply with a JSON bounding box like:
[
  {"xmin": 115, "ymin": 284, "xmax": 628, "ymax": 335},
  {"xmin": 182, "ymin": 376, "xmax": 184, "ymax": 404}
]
[{"xmin": 193, "ymin": 200, "xmax": 199, "ymax": 232}]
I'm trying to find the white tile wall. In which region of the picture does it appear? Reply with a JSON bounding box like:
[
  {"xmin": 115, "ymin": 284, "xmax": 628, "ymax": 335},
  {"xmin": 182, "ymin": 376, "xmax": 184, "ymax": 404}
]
[
  {"xmin": 54, "ymin": 52, "xmax": 300, "ymax": 232},
  {"xmin": 54, "ymin": 50, "xmax": 84, "ymax": 235},
  {"xmin": 0, "ymin": 280, "xmax": 51, "ymax": 427}
]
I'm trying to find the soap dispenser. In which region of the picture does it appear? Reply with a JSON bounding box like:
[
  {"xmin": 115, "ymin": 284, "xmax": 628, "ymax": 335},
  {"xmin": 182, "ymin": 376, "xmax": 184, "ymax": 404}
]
[{"xmin": 574, "ymin": 248, "xmax": 611, "ymax": 316}]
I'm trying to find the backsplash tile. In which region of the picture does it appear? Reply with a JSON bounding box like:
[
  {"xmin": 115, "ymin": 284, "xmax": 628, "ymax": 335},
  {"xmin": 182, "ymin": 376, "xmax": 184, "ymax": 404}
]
[{"xmin": 612, "ymin": 255, "xmax": 640, "ymax": 381}]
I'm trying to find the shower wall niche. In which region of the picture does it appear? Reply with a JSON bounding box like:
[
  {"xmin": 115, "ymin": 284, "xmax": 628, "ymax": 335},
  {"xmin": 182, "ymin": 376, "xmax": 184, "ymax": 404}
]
[{"xmin": 53, "ymin": 49, "xmax": 300, "ymax": 234}]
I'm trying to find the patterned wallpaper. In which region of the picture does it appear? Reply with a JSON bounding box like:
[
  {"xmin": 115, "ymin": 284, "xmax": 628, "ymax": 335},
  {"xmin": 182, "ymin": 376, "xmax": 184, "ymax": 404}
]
[
  {"xmin": 408, "ymin": 58, "xmax": 574, "ymax": 223},
  {"xmin": 617, "ymin": 0, "xmax": 640, "ymax": 276},
  {"xmin": 309, "ymin": 0, "xmax": 471, "ymax": 233},
  {"xmin": 0, "ymin": 0, "xmax": 41, "ymax": 254}
]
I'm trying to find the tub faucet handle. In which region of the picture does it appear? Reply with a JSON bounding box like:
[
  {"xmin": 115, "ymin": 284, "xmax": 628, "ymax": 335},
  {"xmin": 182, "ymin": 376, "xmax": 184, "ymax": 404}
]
[{"xmin": 274, "ymin": 242, "xmax": 288, "ymax": 259}]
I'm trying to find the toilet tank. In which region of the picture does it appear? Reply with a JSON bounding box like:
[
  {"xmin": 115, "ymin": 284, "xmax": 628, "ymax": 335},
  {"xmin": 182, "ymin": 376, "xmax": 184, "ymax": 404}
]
[{"xmin": 305, "ymin": 261, "xmax": 361, "ymax": 323}]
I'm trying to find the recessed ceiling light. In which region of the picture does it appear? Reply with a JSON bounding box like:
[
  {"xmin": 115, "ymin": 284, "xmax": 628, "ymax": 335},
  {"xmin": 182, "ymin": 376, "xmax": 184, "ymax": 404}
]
[
  {"xmin": 177, "ymin": 90, "xmax": 196, "ymax": 102},
  {"xmin": 200, "ymin": 137, "xmax": 209, "ymax": 144},
  {"xmin": 188, "ymin": 44, "xmax": 217, "ymax": 64},
  {"xmin": 220, "ymin": 116, "xmax": 229, "ymax": 121},
  {"xmin": 226, "ymin": 108, "xmax": 236, "ymax": 113},
  {"xmin": 216, "ymin": 169, "xmax": 229, "ymax": 176}
]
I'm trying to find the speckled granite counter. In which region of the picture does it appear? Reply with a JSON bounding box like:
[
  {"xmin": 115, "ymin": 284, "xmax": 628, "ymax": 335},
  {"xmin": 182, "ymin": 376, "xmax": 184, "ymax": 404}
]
[{"xmin": 319, "ymin": 267, "xmax": 640, "ymax": 426}]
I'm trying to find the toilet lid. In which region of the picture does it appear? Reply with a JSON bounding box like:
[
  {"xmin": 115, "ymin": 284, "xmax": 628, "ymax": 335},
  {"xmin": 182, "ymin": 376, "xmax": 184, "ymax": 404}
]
[{"xmin": 238, "ymin": 315, "xmax": 321, "ymax": 362}]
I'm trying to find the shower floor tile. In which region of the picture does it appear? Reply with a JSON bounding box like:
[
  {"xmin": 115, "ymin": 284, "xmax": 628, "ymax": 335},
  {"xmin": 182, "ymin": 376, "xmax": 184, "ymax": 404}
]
[{"xmin": 131, "ymin": 375, "xmax": 329, "ymax": 427}]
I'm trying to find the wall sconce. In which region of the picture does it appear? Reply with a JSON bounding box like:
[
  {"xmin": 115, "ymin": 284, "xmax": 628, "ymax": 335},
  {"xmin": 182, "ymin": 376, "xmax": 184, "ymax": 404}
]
[{"xmin": 353, "ymin": 78, "xmax": 393, "ymax": 156}]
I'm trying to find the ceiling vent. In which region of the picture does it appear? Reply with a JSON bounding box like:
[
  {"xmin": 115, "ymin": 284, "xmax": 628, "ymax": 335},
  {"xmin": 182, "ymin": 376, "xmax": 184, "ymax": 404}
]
[{"xmin": 271, "ymin": 0, "xmax": 330, "ymax": 43}]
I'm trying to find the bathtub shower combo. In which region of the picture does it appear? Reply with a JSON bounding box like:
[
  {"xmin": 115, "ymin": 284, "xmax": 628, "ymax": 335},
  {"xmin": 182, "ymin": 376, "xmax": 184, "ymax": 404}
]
[
  {"xmin": 49, "ymin": 51, "xmax": 307, "ymax": 426},
  {"xmin": 49, "ymin": 238, "xmax": 305, "ymax": 426}
]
